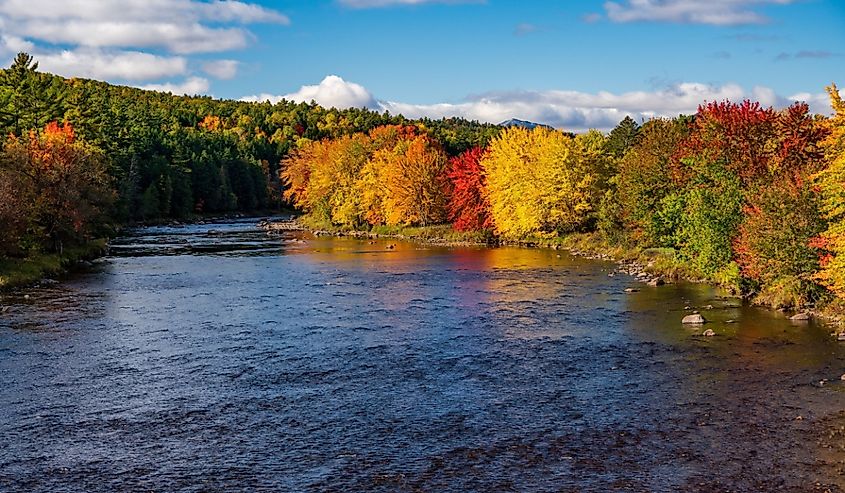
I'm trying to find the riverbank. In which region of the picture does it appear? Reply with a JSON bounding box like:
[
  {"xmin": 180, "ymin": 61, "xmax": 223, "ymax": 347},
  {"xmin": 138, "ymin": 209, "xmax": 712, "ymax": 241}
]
[
  {"xmin": 261, "ymin": 216, "xmax": 844, "ymax": 328},
  {"xmin": 0, "ymin": 239, "xmax": 109, "ymax": 291}
]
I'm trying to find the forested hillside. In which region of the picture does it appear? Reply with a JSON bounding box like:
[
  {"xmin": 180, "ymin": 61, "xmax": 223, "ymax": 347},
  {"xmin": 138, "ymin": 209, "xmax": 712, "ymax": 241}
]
[{"xmin": 0, "ymin": 53, "xmax": 499, "ymax": 260}]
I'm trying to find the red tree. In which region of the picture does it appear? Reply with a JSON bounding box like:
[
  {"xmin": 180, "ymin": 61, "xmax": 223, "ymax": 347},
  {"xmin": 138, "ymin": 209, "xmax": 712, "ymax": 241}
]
[{"xmin": 446, "ymin": 147, "xmax": 492, "ymax": 231}]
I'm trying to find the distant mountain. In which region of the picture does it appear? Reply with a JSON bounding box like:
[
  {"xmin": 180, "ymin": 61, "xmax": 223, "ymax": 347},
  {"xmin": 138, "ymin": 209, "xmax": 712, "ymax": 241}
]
[{"xmin": 498, "ymin": 118, "xmax": 553, "ymax": 130}]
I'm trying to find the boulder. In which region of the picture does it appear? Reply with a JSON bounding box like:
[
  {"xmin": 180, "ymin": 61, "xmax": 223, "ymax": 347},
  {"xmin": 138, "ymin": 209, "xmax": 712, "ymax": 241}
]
[
  {"xmin": 647, "ymin": 278, "xmax": 665, "ymax": 287},
  {"xmin": 682, "ymin": 314, "xmax": 706, "ymax": 325}
]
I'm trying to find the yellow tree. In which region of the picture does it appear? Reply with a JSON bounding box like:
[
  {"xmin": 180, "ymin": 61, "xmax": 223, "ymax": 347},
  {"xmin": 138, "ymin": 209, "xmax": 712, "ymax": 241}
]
[
  {"xmin": 482, "ymin": 127, "xmax": 597, "ymax": 239},
  {"xmin": 814, "ymin": 84, "xmax": 845, "ymax": 298},
  {"xmin": 280, "ymin": 134, "xmax": 371, "ymax": 226}
]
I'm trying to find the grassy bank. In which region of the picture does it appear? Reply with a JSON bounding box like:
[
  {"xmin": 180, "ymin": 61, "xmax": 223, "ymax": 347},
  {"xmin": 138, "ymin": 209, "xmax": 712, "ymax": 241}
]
[
  {"xmin": 296, "ymin": 214, "xmax": 496, "ymax": 246},
  {"xmin": 0, "ymin": 239, "xmax": 109, "ymax": 291}
]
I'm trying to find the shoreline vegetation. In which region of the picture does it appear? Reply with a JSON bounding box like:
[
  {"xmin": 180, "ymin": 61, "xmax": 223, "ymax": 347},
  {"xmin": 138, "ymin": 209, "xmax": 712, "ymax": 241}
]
[{"xmin": 0, "ymin": 239, "xmax": 108, "ymax": 291}]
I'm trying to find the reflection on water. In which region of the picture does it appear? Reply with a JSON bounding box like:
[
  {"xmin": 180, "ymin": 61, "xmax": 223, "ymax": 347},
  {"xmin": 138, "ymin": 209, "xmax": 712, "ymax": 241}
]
[{"xmin": 1, "ymin": 219, "xmax": 845, "ymax": 492}]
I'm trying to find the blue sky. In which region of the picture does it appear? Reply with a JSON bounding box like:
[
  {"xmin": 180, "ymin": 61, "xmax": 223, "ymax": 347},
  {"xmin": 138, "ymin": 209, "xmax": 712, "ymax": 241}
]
[{"xmin": 0, "ymin": 0, "xmax": 842, "ymax": 130}]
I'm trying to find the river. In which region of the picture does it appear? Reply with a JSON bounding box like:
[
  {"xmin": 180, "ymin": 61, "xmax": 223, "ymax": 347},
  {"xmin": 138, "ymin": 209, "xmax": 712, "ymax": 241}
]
[{"xmin": 1, "ymin": 219, "xmax": 845, "ymax": 492}]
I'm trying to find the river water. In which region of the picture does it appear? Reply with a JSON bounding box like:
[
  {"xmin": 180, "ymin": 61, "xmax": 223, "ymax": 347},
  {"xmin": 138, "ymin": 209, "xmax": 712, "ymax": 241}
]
[{"xmin": 1, "ymin": 219, "xmax": 845, "ymax": 492}]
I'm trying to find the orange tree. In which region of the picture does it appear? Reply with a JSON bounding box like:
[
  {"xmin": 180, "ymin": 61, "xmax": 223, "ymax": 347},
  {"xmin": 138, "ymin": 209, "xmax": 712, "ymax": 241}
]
[{"xmin": 1, "ymin": 121, "xmax": 113, "ymax": 255}]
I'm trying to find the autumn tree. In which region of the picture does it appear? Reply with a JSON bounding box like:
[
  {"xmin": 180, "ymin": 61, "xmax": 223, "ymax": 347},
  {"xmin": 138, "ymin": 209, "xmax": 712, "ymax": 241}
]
[
  {"xmin": 813, "ymin": 84, "xmax": 845, "ymax": 298},
  {"xmin": 0, "ymin": 122, "xmax": 113, "ymax": 255},
  {"xmin": 616, "ymin": 118, "xmax": 689, "ymax": 245},
  {"xmin": 446, "ymin": 147, "xmax": 492, "ymax": 231},
  {"xmin": 483, "ymin": 127, "xmax": 598, "ymax": 239}
]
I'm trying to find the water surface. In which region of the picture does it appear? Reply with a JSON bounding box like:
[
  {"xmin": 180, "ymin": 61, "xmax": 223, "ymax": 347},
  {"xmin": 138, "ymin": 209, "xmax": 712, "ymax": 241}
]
[{"xmin": 2, "ymin": 219, "xmax": 845, "ymax": 492}]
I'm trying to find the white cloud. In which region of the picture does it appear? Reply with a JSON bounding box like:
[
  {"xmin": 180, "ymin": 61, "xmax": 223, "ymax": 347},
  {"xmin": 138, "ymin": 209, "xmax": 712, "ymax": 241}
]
[
  {"xmin": 602, "ymin": 0, "xmax": 797, "ymax": 25},
  {"xmin": 140, "ymin": 76, "xmax": 210, "ymax": 95},
  {"xmin": 202, "ymin": 59, "xmax": 239, "ymax": 79},
  {"xmin": 34, "ymin": 49, "xmax": 187, "ymax": 81},
  {"xmin": 0, "ymin": 0, "xmax": 289, "ymax": 89},
  {"xmin": 14, "ymin": 20, "xmax": 252, "ymax": 54},
  {"xmin": 0, "ymin": 34, "xmax": 34, "ymax": 54},
  {"xmin": 243, "ymin": 75, "xmax": 378, "ymax": 109},
  {"xmin": 242, "ymin": 76, "xmax": 833, "ymax": 132}
]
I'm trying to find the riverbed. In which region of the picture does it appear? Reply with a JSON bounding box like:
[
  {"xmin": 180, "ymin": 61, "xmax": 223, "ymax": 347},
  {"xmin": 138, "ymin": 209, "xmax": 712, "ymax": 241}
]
[{"xmin": 1, "ymin": 219, "xmax": 844, "ymax": 492}]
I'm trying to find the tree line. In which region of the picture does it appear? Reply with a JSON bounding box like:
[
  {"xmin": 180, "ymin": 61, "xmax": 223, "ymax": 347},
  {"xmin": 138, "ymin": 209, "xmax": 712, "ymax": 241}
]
[
  {"xmin": 284, "ymin": 89, "xmax": 845, "ymax": 309},
  {"xmin": 0, "ymin": 53, "xmax": 499, "ymax": 259}
]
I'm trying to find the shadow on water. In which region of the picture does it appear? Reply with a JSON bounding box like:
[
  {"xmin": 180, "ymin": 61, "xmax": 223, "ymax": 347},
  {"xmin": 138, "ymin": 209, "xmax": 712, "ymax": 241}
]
[{"xmin": 1, "ymin": 220, "xmax": 845, "ymax": 492}]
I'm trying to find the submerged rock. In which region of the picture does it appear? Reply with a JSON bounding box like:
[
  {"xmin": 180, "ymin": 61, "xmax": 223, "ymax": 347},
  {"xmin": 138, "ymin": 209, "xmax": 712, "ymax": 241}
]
[
  {"xmin": 789, "ymin": 312, "xmax": 811, "ymax": 321},
  {"xmin": 702, "ymin": 329, "xmax": 716, "ymax": 337},
  {"xmin": 682, "ymin": 314, "xmax": 706, "ymax": 325}
]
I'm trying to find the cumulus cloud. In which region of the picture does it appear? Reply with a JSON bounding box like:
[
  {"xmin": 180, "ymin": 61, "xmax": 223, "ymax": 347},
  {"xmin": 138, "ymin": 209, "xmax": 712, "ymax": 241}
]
[
  {"xmin": 0, "ymin": 1, "xmax": 288, "ymax": 55},
  {"xmin": 140, "ymin": 76, "xmax": 211, "ymax": 95},
  {"xmin": 34, "ymin": 49, "xmax": 187, "ymax": 81},
  {"xmin": 203, "ymin": 59, "xmax": 239, "ymax": 79},
  {"xmin": 242, "ymin": 76, "xmax": 833, "ymax": 132},
  {"xmin": 602, "ymin": 0, "xmax": 797, "ymax": 26},
  {"xmin": 242, "ymin": 75, "xmax": 378, "ymax": 109},
  {"xmin": 0, "ymin": 0, "xmax": 289, "ymax": 90}
]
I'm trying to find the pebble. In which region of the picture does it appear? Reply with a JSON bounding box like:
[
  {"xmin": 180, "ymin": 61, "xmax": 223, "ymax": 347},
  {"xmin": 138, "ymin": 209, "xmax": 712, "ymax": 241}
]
[{"xmin": 23, "ymin": 294, "xmax": 30, "ymax": 300}]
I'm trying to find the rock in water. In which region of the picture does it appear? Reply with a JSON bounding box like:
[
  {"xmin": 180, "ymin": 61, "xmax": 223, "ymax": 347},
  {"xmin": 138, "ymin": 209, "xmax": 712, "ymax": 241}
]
[
  {"xmin": 838, "ymin": 332, "xmax": 845, "ymax": 342},
  {"xmin": 789, "ymin": 312, "xmax": 811, "ymax": 321},
  {"xmin": 682, "ymin": 314, "xmax": 706, "ymax": 325},
  {"xmin": 702, "ymin": 329, "xmax": 716, "ymax": 337},
  {"xmin": 647, "ymin": 278, "xmax": 665, "ymax": 287}
]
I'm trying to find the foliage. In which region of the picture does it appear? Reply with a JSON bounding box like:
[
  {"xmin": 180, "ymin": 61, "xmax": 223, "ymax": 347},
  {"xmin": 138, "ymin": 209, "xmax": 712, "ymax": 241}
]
[
  {"xmin": 483, "ymin": 126, "xmax": 600, "ymax": 239},
  {"xmin": 733, "ymin": 180, "xmax": 827, "ymax": 306},
  {"xmin": 0, "ymin": 122, "xmax": 113, "ymax": 255},
  {"xmin": 282, "ymin": 125, "xmax": 449, "ymax": 227},
  {"xmin": 446, "ymin": 147, "xmax": 492, "ymax": 231},
  {"xmin": 605, "ymin": 115, "xmax": 640, "ymax": 158},
  {"xmin": 814, "ymin": 84, "xmax": 845, "ymax": 298},
  {"xmin": 674, "ymin": 159, "xmax": 744, "ymax": 280},
  {"xmin": 616, "ymin": 118, "xmax": 689, "ymax": 244}
]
